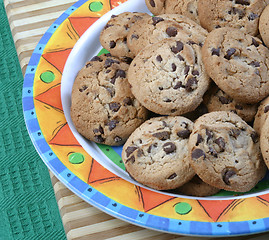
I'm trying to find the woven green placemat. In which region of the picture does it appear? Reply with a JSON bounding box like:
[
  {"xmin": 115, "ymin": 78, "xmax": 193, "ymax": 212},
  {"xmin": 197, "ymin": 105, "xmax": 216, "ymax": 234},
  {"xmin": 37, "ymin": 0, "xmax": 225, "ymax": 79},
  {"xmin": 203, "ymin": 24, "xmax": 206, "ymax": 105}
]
[{"xmin": 0, "ymin": 2, "xmax": 66, "ymax": 240}]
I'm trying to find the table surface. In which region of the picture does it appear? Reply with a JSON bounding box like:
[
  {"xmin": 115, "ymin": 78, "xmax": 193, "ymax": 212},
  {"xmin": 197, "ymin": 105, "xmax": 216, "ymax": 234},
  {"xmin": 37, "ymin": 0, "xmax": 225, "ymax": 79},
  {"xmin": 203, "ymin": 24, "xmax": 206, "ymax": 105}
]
[{"xmin": 5, "ymin": 0, "xmax": 269, "ymax": 239}]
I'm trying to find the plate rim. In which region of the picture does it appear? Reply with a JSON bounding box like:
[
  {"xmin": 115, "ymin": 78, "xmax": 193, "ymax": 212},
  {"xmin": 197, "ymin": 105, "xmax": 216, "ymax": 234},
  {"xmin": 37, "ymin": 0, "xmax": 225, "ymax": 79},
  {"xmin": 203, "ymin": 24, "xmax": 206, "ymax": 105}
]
[{"xmin": 22, "ymin": 0, "xmax": 269, "ymax": 236}]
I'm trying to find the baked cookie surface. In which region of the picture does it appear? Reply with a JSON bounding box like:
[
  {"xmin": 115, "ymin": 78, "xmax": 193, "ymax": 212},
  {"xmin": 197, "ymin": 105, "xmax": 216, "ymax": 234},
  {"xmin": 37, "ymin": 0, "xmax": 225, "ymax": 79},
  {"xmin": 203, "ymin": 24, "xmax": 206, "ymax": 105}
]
[
  {"xmin": 70, "ymin": 55, "xmax": 148, "ymax": 146},
  {"xmin": 127, "ymin": 14, "xmax": 207, "ymax": 56},
  {"xmin": 188, "ymin": 111, "xmax": 266, "ymax": 192},
  {"xmin": 202, "ymin": 27, "xmax": 269, "ymax": 104},
  {"xmin": 122, "ymin": 116, "xmax": 195, "ymax": 190},
  {"xmin": 128, "ymin": 38, "xmax": 210, "ymax": 116},
  {"xmin": 198, "ymin": 0, "xmax": 266, "ymax": 36},
  {"xmin": 259, "ymin": 4, "xmax": 269, "ymax": 48},
  {"xmin": 204, "ymin": 83, "xmax": 258, "ymax": 122},
  {"xmin": 254, "ymin": 96, "xmax": 269, "ymax": 134},
  {"xmin": 145, "ymin": 0, "xmax": 200, "ymax": 23},
  {"xmin": 99, "ymin": 12, "xmax": 150, "ymax": 59}
]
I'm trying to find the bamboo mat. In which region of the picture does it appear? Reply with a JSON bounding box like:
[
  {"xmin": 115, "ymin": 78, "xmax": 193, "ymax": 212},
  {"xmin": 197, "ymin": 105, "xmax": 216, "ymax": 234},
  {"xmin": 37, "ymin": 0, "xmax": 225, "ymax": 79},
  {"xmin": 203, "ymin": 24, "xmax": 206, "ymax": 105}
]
[{"xmin": 4, "ymin": 0, "xmax": 269, "ymax": 239}]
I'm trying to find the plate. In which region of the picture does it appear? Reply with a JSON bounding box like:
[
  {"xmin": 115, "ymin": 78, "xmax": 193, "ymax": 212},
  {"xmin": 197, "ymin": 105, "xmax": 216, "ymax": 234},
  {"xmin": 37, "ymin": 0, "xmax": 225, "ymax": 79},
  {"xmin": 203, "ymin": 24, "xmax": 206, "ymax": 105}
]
[{"xmin": 22, "ymin": 0, "xmax": 269, "ymax": 236}]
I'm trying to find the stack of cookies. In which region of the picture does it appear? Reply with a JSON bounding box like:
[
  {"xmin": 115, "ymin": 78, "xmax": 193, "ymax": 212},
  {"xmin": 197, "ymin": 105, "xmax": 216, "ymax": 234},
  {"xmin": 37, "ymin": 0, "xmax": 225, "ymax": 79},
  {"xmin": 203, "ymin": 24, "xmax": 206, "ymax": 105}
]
[{"xmin": 71, "ymin": 0, "xmax": 269, "ymax": 197}]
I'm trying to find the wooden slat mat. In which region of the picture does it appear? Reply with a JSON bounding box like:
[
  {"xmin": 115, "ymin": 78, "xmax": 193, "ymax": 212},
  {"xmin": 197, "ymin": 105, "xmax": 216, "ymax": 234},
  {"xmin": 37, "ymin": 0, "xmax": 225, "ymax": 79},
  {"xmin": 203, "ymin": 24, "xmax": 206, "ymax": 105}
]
[{"xmin": 4, "ymin": 0, "xmax": 269, "ymax": 239}]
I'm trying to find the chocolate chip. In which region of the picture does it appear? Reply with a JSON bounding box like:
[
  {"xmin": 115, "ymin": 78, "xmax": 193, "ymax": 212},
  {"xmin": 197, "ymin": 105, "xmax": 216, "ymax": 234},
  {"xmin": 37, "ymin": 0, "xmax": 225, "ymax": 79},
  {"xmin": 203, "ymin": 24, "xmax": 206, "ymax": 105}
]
[
  {"xmin": 214, "ymin": 137, "xmax": 226, "ymax": 152},
  {"xmin": 171, "ymin": 63, "xmax": 177, "ymax": 72},
  {"xmin": 250, "ymin": 61, "xmax": 260, "ymax": 67},
  {"xmin": 91, "ymin": 56, "xmax": 102, "ymax": 62},
  {"xmin": 93, "ymin": 125, "xmax": 104, "ymax": 134},
  {"xmin": 232, "ymin": 7, "xmax": 246, "ymax": 19},
  {"xmin": 191, "ymin": 149, "xmax": 206, "ymax": 160},
  {"xmin": 184, "ymin": 65, "xmax": 190, "ymax": 76},
  {"xmin": 224, "ymin": 48, "xmax": 236, "ymax": 60},
  {"xmin": 235, "ymin": 0, "xmax": 250, "ymax": 5},
  {"xmin": 156, "ymin": 55, "xmax": 163, "ymax": 62},
  {"xmin": 192, "ymin": 70, "xmax": 199, "ymax": 76},
  {"xmin": 173, "ymin": 81, "xmax": 184, "ymax": 89},
  {"xmin": 164, "ymin": 98, "xmax": 172, "ymax": 102},
  {"xmin": 152, "ymin": 131, "xmax": 170, "ymax": 141},
  {"xmin": 166, "ymin": 27, "xmax": 178, "ymax": 37},
  {"xmin": 126, "ymin": 155, "xmax": 135, "ymax": 164},
  {"xmin": 229, "ymin": 128, "xmax": 241, "ymax": 138},
  {"xmin": 251, "ymin": 132, "xmax": 259, "ymax": 143},
  {"xmin": 148, "ymin": 143, "xmax": 157, "ymax": 153},
  {"xmin": 171, "ymin": 41, "xmax": 184, "ymax": 54},
  {"xmin": 108, "ymin": 120, "xmax": 119, "ymax": 131},
  {"xmin": 115, "ymin": 69, "xmax": 126, "ymax": 78},
  {"xmin": 219, "ymin": 96, "xmax": 232, "ymax": 104},
  {"xmin": 125, "ymin": 146, "xmax": 138, "ymax": 157},
  {"xmin": 104, "ymin": 58, "xmax": 120, "ymax": 68},
  {"xmin": 251, "ymin": 38, "xmax": 259, "ymax": 47},
  {"xmin": 177, "ymin": 130, "xmax": 191, "ymax": 139},
  {"xmin": 264, "ymin": 106, "xmax": 269, "ymax": 113},
  {"xmin": 111, "ymin": 15, "xmax": 117, "ymax": 18},
  {"xmin": 159, "ymin": 87, "xmax": 164, "ymax": 91},
  {"xmin": 114, "ymin": 136, "xmax": 122, "ymax": 143},
  {"xmin": 177, "ymin": 54, "xmax": 184, "ymax": 61},
  {"xmin": 209, "ymin": 147, "xmax": 218, "ymax": 157},
  {"xmin": 223, "ymin": 169, "xmax": 236, "ymax": 185},
  {"xmin": 109, "ymin": 41, "xmax": 116, "ymax": 49},
  {"xmin": 131, "ymin": 34, "xmax": 139, "ymax": 40},
  {"xmin": 123, "ymin": 97, "xmax": 133, "ymax": 106},
  {"xmin": 206, "ymin": 129, "xmax": 214, "ymax": 141},
  {"xmin": 79, "ymin": 85, "xmax": 88, "ymax": 92},
  {"xmin": 235, "ymin": 104, "xmax": 243, "ymax": 110},
  {"xmin": 167, "ymin": 173, "xmax": 177, "ymax": 180},
  {"xmin": 152, "ymin": 16, "xmax": 164, "ymax": 25},
  {"xmin": 185, "ymin": 77, "xmax": 197, "ymax": 92},
  {"xmin": 150, "ymin": 0, "xmax": 155, "ymax": 7},
  {"xmin": 248, "ymin": 13, "xmax": 259, "ymax": 21},
  {"xmin": 163, "ymin": 142, "xmax": 176, "ymax": 154},
  {"xmin": 196, "ymin": 134, "xmax": 203, "ymax": 145},
  {"xmin": 94, "ymin": 135, "xmax": 105, "ymax": 143},
  {"xmin": 109, "ymin": 102, "xmax": 121, "ymax": 112},
  {"xmin": 104, "ymin": 24, "xmax": 113, "ymax": 29},
  {"xmin": 211, "ymin": 47, "xmax": 220, "ymax": 56}
]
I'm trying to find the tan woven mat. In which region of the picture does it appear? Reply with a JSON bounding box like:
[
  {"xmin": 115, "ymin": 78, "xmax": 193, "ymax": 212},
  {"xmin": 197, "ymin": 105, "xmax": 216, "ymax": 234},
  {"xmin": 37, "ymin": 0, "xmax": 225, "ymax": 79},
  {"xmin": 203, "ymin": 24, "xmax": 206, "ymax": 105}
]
[{"xmin": 4, "ymin": 0, "xmax": 269, "ymax": 239}]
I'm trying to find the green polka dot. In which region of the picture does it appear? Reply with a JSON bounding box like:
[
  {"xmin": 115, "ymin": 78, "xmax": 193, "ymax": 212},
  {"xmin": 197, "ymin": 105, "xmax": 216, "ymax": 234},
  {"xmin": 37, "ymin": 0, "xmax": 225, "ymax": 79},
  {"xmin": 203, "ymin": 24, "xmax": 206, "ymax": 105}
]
[
  {"xmin": 40, "ymin": 71, "xmax": 55, "ymax": 83},
  {"xmin": 174, "ymin": 202, "xmax": 192, "ymax": 215},
  {"xmin": 69, "ymin": 152, "xmax": 85, "ymax": 164},
  {"xmin": 89, "ymin": 1, "xmax": 103, "ymax": 12}
]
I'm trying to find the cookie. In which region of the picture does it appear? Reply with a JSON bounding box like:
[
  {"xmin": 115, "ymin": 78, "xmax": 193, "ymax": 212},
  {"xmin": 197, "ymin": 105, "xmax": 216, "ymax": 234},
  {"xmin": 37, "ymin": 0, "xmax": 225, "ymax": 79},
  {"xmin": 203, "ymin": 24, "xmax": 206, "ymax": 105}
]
[
  {"xmin": 254, "ymin": 96, "xmax": 269, "ymax": 134},
  {"xmin": 128, "ymin": 38, "xmax": 210, "ymax": 116},
  {"xmin": 122, "ymin": 116, "xmax": 195, "ymax": 190},
  {"xmin": 198, "ymin": 0, "xmax": 266, "ymax": 36},
  {"xmin": 202, "ymin": 27, "xmax": 269, "ymax": 104},
  {"xmin": 204, "ymin": 83, "xmax": 258, "ymax": 122},
  {"xmin": 99, "ymin": 12, "xmax": 150, "ymax": 59},
  {"xmin": 145, "ymin": 0, "xmax": 200, "ymax": 23},
  {"xmin": 188, "ymin": 111, "xmax": 267, "ymax": 192},
  {"xmin": 70, "ymin": 54, "xmax": 148, "ymax": 146},
  {"xmin": 127, "ymin": 14, "xmax": 208, "ymax": 56},
  {"xmin": 259, "ymin": 4, "xmax": 269, "ymax": 48},
  {"xmin": 172, "ymin": 175, "xmax": 220, "ymax": 197},
  {"xmin": 260, "ymin": 117, "xmax": 269, "ymax": 169}
]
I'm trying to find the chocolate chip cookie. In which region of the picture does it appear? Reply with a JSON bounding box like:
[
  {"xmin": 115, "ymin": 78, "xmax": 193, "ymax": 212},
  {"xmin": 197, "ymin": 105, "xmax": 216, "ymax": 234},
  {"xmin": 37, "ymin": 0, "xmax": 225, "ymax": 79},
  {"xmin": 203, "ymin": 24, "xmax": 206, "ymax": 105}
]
[
  {"xmin": 145, "ymin": 0, "xmax": 200, "ymax": 23},
  {"xmin": 260, "ymin": 117, "xmax": 269, "ymax": 169},
  {"xmin": 188, "ymin": 111, "xmax": 267, "ymax": 192},
  {"xmin": 198, "ymin": 0, "xmax": 266, "ymax": 36},
  {"xmin": 202, "ymin": 27, "xmax": 269, "ymax": 104},
  {"xmin": 204, "ymin": 83, "xmax": 258, "ymax": 122},
  {"xmin": 254, "ymin": 96, "xmax": 269, "ymax": 134},
  {"xmin": 99, "ymin": 12, "xmax": 150, "ymax": 59},
  {"xmin": 70, "ymin": 54, "xmax": 148, "ymax": 146},
  {"xmin": 128, "ymin": 38, "xmax": 210, "ymax": 116},
  {"xmin": 127, "ymin": 14, "xmax": 208, "ymax": 56},
  {"xmin": 172, "ymin": 175, "xmax": 220, "ymax": 197},
  {"xmin": 259, "ymin": 4, "xmax": 269, "ymax": 48},
  {"xmin": 122, "ymin": 116, "xmax": 195, "ymax": 190}
]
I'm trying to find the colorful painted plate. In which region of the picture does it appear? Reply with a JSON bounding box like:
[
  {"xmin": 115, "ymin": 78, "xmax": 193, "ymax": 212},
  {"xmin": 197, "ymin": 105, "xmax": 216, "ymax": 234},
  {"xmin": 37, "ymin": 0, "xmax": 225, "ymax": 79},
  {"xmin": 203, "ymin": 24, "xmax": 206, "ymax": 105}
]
[{"xmin": 23, "ymin": 0, "xmax": 269, "ymax": 236}]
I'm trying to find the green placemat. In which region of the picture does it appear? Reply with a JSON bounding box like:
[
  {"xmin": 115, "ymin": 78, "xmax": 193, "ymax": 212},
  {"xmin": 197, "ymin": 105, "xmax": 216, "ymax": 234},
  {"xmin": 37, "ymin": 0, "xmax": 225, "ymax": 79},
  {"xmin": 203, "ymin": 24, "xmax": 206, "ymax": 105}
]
[{"xmin": 0, "ymin": 2, "xmax": 66, "ymax": 240}]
